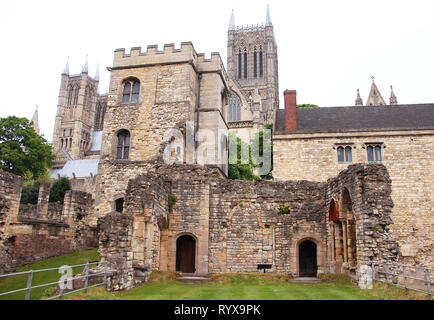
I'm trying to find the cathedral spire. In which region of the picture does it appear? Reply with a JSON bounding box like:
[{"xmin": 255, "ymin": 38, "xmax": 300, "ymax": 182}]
[
  {"xmin": 390, "ymin": 85, "xmax": 398, "ymax": 105},
  {"xmin": 265, "ymin": 4, "xmax": 273, "ymax": 27},
  {"xmin": 62, "ymin": 57, "xmax": 69, "ymax": 75},
  {"xmin": 32, "ymin": 105, "xmax": 40, "ymax": 135},
  {"xmin": 94, "ymin": 63, "xmax": 100, "ymax": 81},
  {"xmin": 355, "ymin": 89, "xmax": 363, "ymax": 106},
  {"xmin": 228, "ymin": 9, "xmax": 235, "ymax": 31},
  {"xmin": 82, "ymin": 55, "xmax": 88, "ymax": 74}
]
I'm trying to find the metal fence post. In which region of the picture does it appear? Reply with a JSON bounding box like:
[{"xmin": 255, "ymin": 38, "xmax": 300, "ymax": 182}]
[
  {"xmin": 403, "ymin": 265, "xmax": 408, "ymax": 291},
  {"xmin": 25, "ymin": 271, "xmax": 33, "ymax": 300},
  {"xmin": 425, "ymin": 268, "xmax": 431, "ymax": 299},
  {"xmin": 84, "ymin": 262, "xmax": 89, "ymax": 293},
  {"xmin": 385, "ymin": 264, "xmax": 390, "ymax": 287},
  {"xmin": 103, "ymin": 262, "xmax": 108, "ymax": 290}
]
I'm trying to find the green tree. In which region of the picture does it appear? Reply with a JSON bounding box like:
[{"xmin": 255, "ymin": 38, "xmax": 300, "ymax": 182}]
[
  {"xmin": 251, "ymin": 123, "xmax": 273, "ymax": 179},
  {"xmin": 228, "ymin": 132, "xmax": 259, "ymax": 181},
  {"xmin": 20, "ymin": 180, "xmax": 41, "ymax": 204},
  {"xmin": 0, "ymin": 116, "xmax": 54, "ymax": 179},
  {"xmin": 297, "ymin": 104, "xmax": 319, "ymax": 108},
  {"xmin": 49, "ymin": 177, "xmax": 71, "ymax": 204}
]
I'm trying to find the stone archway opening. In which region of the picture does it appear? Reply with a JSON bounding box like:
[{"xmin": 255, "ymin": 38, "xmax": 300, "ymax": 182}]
[
  {"xmin": 299, "ymin": 240, "xmax": 317, "ymax": 277},
  {"xmin": 342, "ymin": 188, "xmax": 357, "ymax": 270},
  {"xmin": 176, "ymin": 235, "xmax": 196, "ymax": 273}
]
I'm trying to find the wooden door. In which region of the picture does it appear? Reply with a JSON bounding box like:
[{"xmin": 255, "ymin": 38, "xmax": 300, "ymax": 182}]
[
  {"xmin": 299, "ymin": 240, "xmax": 317, "ymax": 277},
  {"xmin": 176, "ymin": 235, "xmax": 196, "ymax": 273}
]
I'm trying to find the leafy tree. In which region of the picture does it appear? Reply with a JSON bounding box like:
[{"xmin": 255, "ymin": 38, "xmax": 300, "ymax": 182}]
[
  {"xmin": 0, "ymin": 116, "xmax": 54, "ymax": 179},
  {"xmin": 251, "ymin": 123, "xmax": 273, "ymax": 180},
  {"xmin": 20, "ymin": 180, "xmax": 41, "ymax": 204},
  {"xmin": 297, "ymin": 104, "xmax": 319, "ymax": 108},
  {"xmin": 49, "ymin": 177, "xmax": 71, "ymax": 203},
  {"xmin": 228, "ymin": 132, "xmax": 259, "ymax": 181}
]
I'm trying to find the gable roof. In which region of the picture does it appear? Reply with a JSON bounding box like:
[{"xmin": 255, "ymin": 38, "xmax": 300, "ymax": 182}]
[{"xmin": 275, "ymin": 104, "xmax": 434, "ymax": 133}]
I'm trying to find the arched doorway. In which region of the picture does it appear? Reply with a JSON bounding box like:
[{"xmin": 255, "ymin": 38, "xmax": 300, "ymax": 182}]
[
  {"xmin": 176, "ymin": 235, "xmax": 196, "ymax": 273},
  {"xmin": 299, "ymin": 240, "xmax": 317, "ymax": 277}
]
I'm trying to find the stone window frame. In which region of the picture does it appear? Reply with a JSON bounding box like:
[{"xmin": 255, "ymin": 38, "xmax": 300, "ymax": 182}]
[
  {"xmin": 334, "ymin": 143, "xmax": 354, "ymax": 163},
  {"xmin": 121, "ymin": 77, "xmax": 140, "ymax": 104},
  {"xmin": 363, "ymin": 142, "xmax": 384, "ymax": 162},
  {"xmin": 228, "ymin": 91, "xmax": 242, "ymax": 122},
  {"xmin": 113, "ymin": 128, "xmax": 132, "ymax": 161}
]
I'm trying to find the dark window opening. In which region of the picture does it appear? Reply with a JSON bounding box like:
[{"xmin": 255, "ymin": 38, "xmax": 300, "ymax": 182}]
[
  {"xmin": 253, "ymin": 50, "xmax": 258, "ymax": 78},
  {"xmin": 117, "ymin": 130, "xmax": 130, "ymax": 159},
  {"xmin": 243, "ymin": 51, "xmax": 247, "ymax": 79},
  {"xmin": 115, "ymin": 198, "xmax": 124, "ymax": 213},
  {"xmin": 122, "ymin": 79, "xmax": 140, "ymax": 103}
]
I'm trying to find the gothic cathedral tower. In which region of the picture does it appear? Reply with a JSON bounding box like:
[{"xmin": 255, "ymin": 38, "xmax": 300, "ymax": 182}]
[
  {"xmin": 51, "ymin": 57, "xmax": 99, "ymax": 169},
  {"xmin": 227, "ymin": 6, "xmax": 279, "ymax": 128}
]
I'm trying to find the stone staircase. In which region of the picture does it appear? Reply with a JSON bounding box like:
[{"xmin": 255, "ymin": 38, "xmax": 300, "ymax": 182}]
[
  {"xmin": 176, "ymin": 273, "xmax": 211, "ymax": 283},
  {"xmin": 287, "ymin": 277, "xmax": 323, "ymax": 284}
]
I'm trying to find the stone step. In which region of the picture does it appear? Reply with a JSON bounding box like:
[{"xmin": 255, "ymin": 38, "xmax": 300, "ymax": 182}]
[
  {"xmin": 176, "ymin": 273, "xmax": 211, "ymax": 283},
  {"xmin": 287, "ymin": 277, "xmax": 323, "ymax": 284}
]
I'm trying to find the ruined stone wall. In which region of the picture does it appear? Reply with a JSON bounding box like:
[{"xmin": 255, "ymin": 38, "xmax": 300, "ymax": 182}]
[
  {"xmin": 209, "ymin": 178, "xmax": 327, "ymax": 275},
  {"xmin": 327, "ymin": 164, "xmax": 399, "ymax": 277},
  {"xmin": 0, "ymin": 170, "xmax": 23, "ymax": 273},
  {"xmin": 0, "ymin": 170, "xmax": 98, "ymax": 271},
  {"xmin": 273, "ymin": 130, "xmax": 434, "ymax": 268}
]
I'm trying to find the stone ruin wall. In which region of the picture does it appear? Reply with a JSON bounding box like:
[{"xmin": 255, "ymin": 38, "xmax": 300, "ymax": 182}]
[
  {"xmin": 0, "ymin": 170, "xmax": 98, "ymax": 273},
  {"xmin": 97, "ymin": 163, "xmax": 399, "ymax": 291}
]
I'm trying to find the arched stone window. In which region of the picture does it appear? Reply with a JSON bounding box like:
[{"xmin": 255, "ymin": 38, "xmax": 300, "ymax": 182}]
[
  {"xmin": 122, "ymin": 78, "xmax": 140, "ymax": 103},
  {"xmin": 253, "ymin": 48, "xmax": 258, "ymax": 78},
  {"xmin": 328, "ymin": 198, "xmax": 339, "ymax": 221},
  {"xmin": 116, "ymin": 130, "xmax": 130, "ymax": 159},
  {"xmin": 238, "ymin": 49, "xmax": 242, "ymax": 79},
  {"xmin": 73, "ymin": 84, "xmax": 80, "ymax": 105},
  {"xmin": 366, "ymin": 144, "xmax": 382, "ymax": 162},
  {"xmin": 67, "ymin": 85, "xmax": 74, "ymax": 105},
  {"xmin": 228, "ymin": 92, "xmax": 241, "ymax": 122},
  {"xmin": 259, "ymin": 47, "xmax": 263, "ymax": 77},
  {"xmin": 337, "ymin": 145, "xmax": 352, "ymax": 163},
  {"xmin": 243, "ymin": 49, "xmax": 247, "ymax": 79}
]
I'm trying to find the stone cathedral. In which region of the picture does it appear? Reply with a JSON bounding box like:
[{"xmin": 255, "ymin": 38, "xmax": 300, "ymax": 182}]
[{"xmin": 1, "ymin": 7, "xmax": 433, "ymax": 291}]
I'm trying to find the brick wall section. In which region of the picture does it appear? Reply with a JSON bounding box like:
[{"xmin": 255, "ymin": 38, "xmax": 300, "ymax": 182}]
[{"xmin": 273, "ymin": 130, "xmax": 434, "ymax": 268}]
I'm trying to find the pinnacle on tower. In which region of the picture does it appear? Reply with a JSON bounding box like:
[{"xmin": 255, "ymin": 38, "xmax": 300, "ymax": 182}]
[
  {"xmin": 355, "ymin": 89, "xmax": 363, "ymax": 106},
  {"xmin": 229, "ymin": 9, "xmax": 235, "ymax": 31},
  {"xmin": 62, "ymin": 57, "xmax": 69, "ymax": 75},
  {"xmin": 390, "ymin": 85, "xmax": 398, "ymax": 105},
  {"xmin": 32, "ymin": 105, "xmax": 40, "ymax": 135},
  {"xmin": 265, "ymin": 4, "xmax": 273, "ymax": 27},
  {"xmin": 82, "ymin": 55, "xmax": 88, "ymax": 73},
  {"xmin": 94, "ymin": 63, "xmax": 100, "ymax": 81}
]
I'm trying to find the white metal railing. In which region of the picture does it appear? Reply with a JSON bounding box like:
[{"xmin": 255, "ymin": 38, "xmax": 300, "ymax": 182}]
[
  {"xmin": 0, "ymin": 261, "xmax": 108, "ymax": 300},
  {"xmin": 371, "ymin": 262, "xmax": 433, "ymax": 298}
]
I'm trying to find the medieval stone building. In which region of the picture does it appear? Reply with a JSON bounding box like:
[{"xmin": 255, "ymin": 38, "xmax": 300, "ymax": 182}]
[{"xmin": 1, "ymin": 8, "xmax": 433, "ymax": 291}]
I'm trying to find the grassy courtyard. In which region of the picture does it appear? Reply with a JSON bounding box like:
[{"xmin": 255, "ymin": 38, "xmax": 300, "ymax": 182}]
[
  {"xmin": 0, "ymin": 249, "xmax": 429, "ymax": 300},
  {"xmin": 65, "ymin": 271, "xmax": 428, "ymax": 300}
]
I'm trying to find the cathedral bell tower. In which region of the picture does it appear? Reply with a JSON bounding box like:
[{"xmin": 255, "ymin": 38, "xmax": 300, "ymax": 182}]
[
  {"xmin": 227, "ymin": 6, "xmax": 279, "ymax": 128},
  {"xmin": 51, "ymin": 56, "xmax": 99, "ymax": 169}
]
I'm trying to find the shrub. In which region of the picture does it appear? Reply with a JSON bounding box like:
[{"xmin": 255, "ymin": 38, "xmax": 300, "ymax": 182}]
[{"xmin": 49, "ymin": 177, "xmax": 71, "ymax": 204}]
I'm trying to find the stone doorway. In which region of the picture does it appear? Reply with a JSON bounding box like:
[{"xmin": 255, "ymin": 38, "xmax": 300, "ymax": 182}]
[
  {"xmin": 176, "ymin": 235, "xmax": 196, "ymax": 273},
  {"xmin": 299, "ymin": 240, "xmax": 317, "ymax": 277}
]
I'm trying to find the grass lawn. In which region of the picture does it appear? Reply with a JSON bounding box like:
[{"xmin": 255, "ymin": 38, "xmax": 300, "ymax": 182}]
[
  {"xmin": 0, "ymin": 248, "xmax": 99, "ymax": 300},
  {"xmin": 0, "ymin": 250, "xmax": 429, "ymax": 300},
  {"xmin": 66, "ymin": 271, "xmax": 429, "ymax": 301}
]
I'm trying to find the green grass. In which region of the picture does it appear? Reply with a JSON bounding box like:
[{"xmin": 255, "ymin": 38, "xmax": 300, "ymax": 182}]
[
  {"xmin": 66, "ymin": 272, "xmax": 429, "ymax": 301},
  {"xmin": 0, "ymin": 248, "xmax": 99, "ymax": 300},
  {"xmin": 1, "ymin": 251, "xmax": 429, "ymax": 300}
]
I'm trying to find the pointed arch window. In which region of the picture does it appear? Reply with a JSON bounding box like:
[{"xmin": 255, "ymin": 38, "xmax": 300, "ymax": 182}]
[
  {"xmin": 228, "ymin": 92, "xmax": 241, "ymax": 122},
  {"xmin": 67, "ymin": 85, "xmax": 74, "ymax": 105},
  {"xmin": 238, "ymin": 49, "xmax": 242, "ymax": 79},
  {"xmin": 253, "ymin": 48, "xmax": 258, "ymax": 78},
  {"xmin": 336, "ymin": 145, "xmax": 353, "ymax": 163},
  {"xmin": 117, "ymin": 130, "xmax": 130, "ymax": 159},
  {"xmin": 366, "ymin": 144, "xmax": 382, "ymax": 162},
  {"xmin": 73, "ymin": 85, "xmax": 80, "ymax": 105},
  {"xmin": 243, "ymin": 49, "xmax": 247, "ymax": 79},
  {"xmin": 122, "ymin": 78, "xmax": 140, "ymax": 103},
  {"xmin": 259, "ymin": 47, "xmax": 263, "ymax": 77}
]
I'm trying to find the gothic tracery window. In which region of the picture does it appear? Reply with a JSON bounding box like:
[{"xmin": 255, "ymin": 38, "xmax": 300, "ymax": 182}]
[
  {"xmin": 67, "ymin": 85, "xmax": 74, "ymax": 105},
  {"xmin": 116, "ymin": 130, "xmax": 130, "ymax": 159},
  {"xmin": 73, "ymin": 84, "xmax": 80, "ymax": 105},
  {"xmin": 122, "ymin": 78, "xmax": 140, "ymax": 103},
  {"xmin": 228, "ymin": 92, "xmax": 241, "ymax": 122}
]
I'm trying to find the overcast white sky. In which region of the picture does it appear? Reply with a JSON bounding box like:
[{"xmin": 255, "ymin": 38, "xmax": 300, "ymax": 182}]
[{"xmin": 0, "ymin": 0, "xmax": 433, "ymax": 141}]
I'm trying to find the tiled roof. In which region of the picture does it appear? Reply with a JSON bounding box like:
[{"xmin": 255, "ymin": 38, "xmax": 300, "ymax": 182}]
[{"xmin": 49, "ymin": 159, "xmax": 99, "ymax": 179}]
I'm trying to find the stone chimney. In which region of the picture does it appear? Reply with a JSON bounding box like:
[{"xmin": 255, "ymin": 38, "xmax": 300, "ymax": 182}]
[{"xmin": 284, "ymin": 90, "xmax": 297, "ymax": 131}]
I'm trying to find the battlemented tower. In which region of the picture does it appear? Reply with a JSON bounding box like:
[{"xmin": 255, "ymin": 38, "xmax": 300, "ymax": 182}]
[
  {"xmin": 227, "ymin": 6, "xmax": 279, "ymax": 127},
  {"xmin": 51, "ymin": 57, "xmax": 101, "ymax": 169}
]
